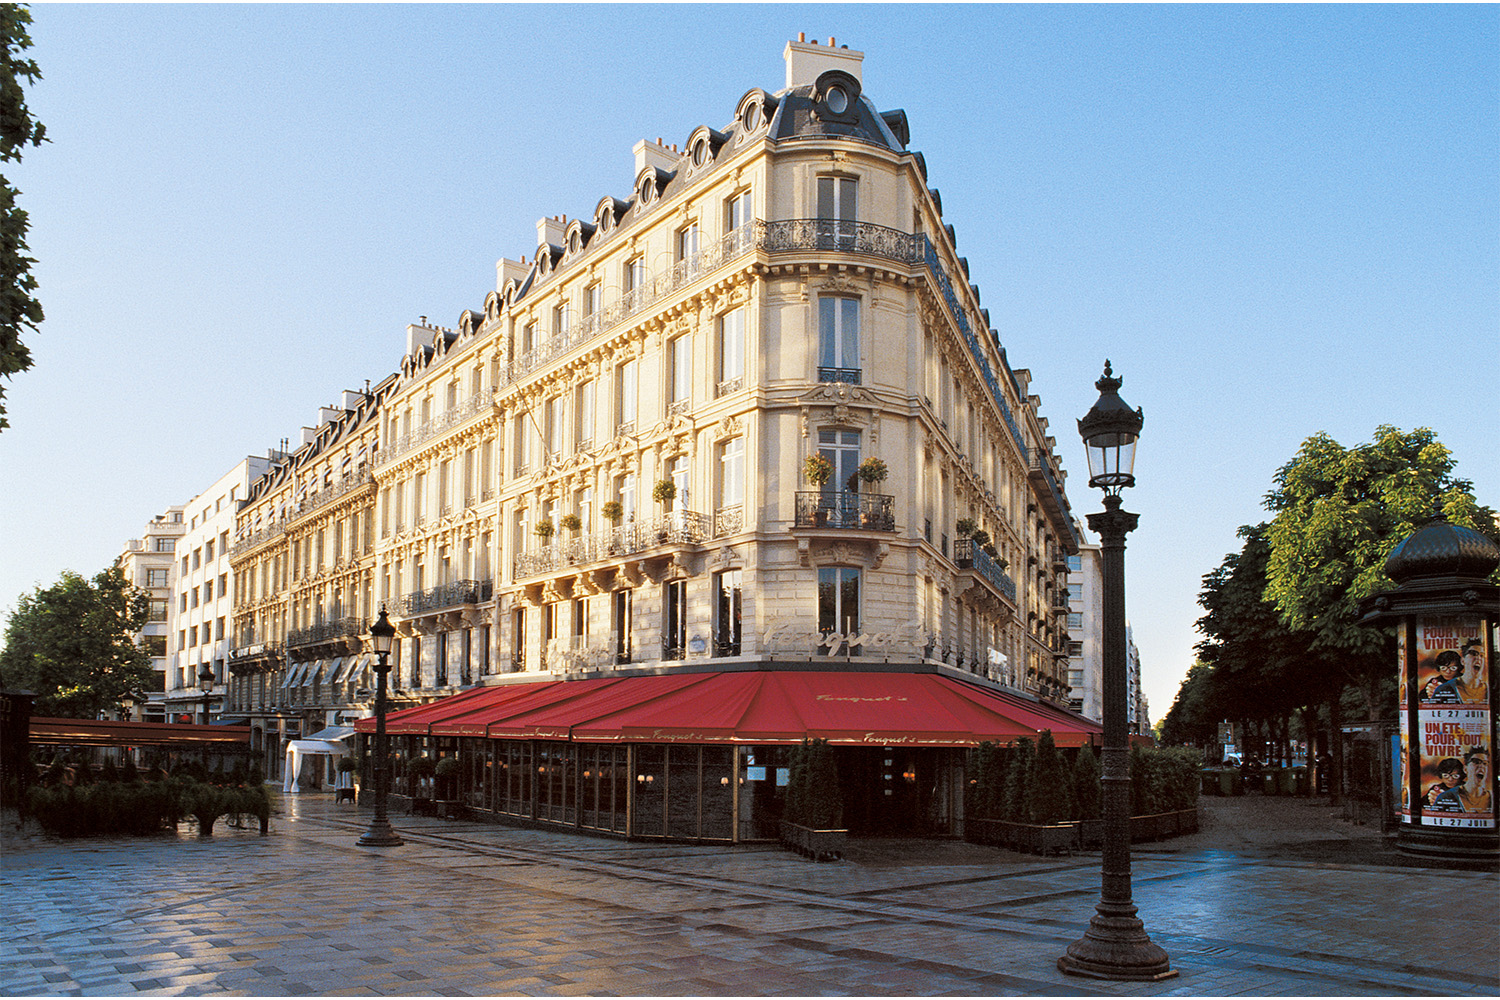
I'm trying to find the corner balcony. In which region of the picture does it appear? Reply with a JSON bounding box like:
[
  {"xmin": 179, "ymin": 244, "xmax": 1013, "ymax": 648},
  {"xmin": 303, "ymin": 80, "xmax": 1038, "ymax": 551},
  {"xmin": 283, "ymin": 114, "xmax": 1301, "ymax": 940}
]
[
  {"xmin": 793, "ymin": 492, "xmax": 895, "ymax": 532},
  {"xmin": 954, "ymin": 538, "xmax": 1018, "ymax": 622},
  {"xmin": 790, "ymin": 492, "xmax": 895, "ymax": 570}
]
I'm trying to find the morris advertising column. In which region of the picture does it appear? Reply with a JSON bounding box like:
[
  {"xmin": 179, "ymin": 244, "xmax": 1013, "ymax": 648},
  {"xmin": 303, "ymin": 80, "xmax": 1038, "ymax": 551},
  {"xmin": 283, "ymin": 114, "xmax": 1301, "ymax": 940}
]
[{"xmin": 1361, "ymin": 517, "xmax": 1499, "ymax": 860}]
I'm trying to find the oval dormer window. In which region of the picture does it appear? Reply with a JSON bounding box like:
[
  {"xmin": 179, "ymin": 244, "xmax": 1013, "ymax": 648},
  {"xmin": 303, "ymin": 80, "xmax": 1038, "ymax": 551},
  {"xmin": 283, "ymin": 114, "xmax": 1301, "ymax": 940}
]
[
  {"xmin": 692, "ymin": 139, "xmax": 708, "ymax": 168},
  {"xmin": 825, "ymin": 87, "xmax": 848, "ymax": 115},
  {"xmin": 640, "ymin": 177, "xmax": 655, "ymax": 204},
  {"xmin": 742, "ymin": 102, "xmax": 762, "ymax": 133}
]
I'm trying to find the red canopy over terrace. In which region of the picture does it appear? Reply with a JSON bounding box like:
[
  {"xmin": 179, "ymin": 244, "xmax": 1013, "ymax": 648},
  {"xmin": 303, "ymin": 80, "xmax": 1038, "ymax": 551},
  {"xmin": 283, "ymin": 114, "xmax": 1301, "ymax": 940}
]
[{"xmin": 356, "ymin": 670, "xmax": 1101, "ymax": 748}]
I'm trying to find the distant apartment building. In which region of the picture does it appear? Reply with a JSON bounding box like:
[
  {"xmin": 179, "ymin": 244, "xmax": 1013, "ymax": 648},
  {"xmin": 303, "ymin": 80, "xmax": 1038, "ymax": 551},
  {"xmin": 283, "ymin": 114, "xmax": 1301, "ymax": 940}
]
[
  {"xmin": 162, "ymin": 458, "xmax": 273, "ymax": 724},
  {"xmin": 228, "ymin": 392, "xmax": 386, "ymax": 779},
  {"xmin": 1065, "ymin": 536, "xmax": 1150, "ymax": 734},
  {"xmin": 116, "ymin": 507, "xmax": 185, "ymax": 721}
]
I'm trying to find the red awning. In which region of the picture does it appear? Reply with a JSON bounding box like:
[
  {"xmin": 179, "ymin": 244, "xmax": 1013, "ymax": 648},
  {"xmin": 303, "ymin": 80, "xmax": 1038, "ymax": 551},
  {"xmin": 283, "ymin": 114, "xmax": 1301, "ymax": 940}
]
[
  {"xmin": 364, "ymin": 671, "xmax": 1100, "ymax": 748},
  {"xmin": 29, "ymin": 718, "xmax": 251, "ymax": 747}
]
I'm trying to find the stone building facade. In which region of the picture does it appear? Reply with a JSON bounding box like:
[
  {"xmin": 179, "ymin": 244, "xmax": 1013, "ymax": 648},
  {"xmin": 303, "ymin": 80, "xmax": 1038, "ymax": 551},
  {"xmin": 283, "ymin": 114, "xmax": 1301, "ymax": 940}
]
[{"xmin": 231, "ymin": 37, "xmax": 1089, "ymax": 813}]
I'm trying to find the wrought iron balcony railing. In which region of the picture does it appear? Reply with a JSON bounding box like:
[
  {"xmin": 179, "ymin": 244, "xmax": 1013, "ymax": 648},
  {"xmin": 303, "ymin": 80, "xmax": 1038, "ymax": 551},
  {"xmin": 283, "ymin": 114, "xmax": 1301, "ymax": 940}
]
[
  {"xmin": 513, "ymin": 510, "xmax": 714, "ymax": 579},
  {"xmin": 400, "ymin": 579, "xmax": 493, "ymax": 617},
  {"xmin": 817, "ymin": 367, "xmax": 862, "ymax": 385},
  {"xmin": 954, "ymin": 538, "xmax": 1018, "ymax": 603},
  {"xmin": 374, "ymin": 389, "xmax": 498, "ymax": 468},
  {"xmin": 288, "ymin": 470, "xmax": 372, "ymax": 523},
  {"xmin": 287, "ymin": 616, "xmax": 368, "ymax": 649},
  {"xmin": 793, "ymin": 492, "xmax": 895, "ymax": 532}
]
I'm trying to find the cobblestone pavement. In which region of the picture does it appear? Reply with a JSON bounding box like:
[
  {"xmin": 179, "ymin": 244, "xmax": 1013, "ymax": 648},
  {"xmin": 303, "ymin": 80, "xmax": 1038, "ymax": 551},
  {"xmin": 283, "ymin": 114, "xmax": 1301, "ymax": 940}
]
[{"xmin": 2, "ymin": 793, "xmax": 1496, "ymax": 997}]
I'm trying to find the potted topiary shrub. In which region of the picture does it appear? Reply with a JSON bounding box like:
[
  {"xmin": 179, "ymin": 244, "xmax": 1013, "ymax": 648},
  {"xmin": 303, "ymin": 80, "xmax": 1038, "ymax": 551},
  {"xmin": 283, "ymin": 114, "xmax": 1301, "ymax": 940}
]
[
  {"xmin": 335, "ymin": 756, "xmax": 357, "ymax": 805},
  {"xmin": 534, "ymin": 519, "xmax": 555, "ymax": 541},
  {"xmin": 955, "ymin": 517, "xmax": 977, "ymax": 538},
  {"xmin": 601, "ymin": 501, "xmax": 624, "ymax": 554},
  {"xmin": 559, "ymin": 513, "xmax": 581, "ymax": 533},
  {"xmin": 803, "ymin": 454, "xmax": 833, "ymax": 526},
  {"xmin": 856, "ymin": 457, "xmax": 888, "ymax": 489},
  {"xmin": 652, "ymin": 481, "xmax": 676, "ymax": 541},
  {"xmin": 433, "ymin": 756, "xmax": 463, "ymax": 819},
  {"xmin": 408, "ymin": 755, "xmax": 436, "ymax": 815},
  {"xmin": 803, "ymin": 453, "xmax": 833, "ymax": 488}
]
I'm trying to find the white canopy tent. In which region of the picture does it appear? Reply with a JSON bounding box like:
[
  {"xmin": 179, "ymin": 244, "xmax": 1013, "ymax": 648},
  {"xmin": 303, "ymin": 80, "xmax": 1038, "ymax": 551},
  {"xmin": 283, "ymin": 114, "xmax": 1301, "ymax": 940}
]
[{"xmin": 281, "ymin": 726, "xmax": 355, "ymax": 793}]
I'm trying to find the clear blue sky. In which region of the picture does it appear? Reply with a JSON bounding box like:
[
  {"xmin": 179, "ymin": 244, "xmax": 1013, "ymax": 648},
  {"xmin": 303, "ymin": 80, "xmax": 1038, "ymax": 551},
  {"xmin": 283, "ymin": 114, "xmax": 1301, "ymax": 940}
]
[{"xmin": 2, "ymin": 5, "xmax": 1496, "ymax": 721}]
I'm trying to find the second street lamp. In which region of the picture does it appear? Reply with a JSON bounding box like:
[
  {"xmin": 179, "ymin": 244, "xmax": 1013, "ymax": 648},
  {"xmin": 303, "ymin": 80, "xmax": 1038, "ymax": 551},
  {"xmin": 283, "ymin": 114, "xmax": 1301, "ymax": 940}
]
[
  {"xmin": 1059, "ymin": 361, "xmax": 1174, "ymax": 982},
  {"xmin": 357, "ymin": 607, "xmax": 403, "ymax": 847},
  {"xmin": 198, "ymin": 665, "xmax": 216, "ymax": 726}
]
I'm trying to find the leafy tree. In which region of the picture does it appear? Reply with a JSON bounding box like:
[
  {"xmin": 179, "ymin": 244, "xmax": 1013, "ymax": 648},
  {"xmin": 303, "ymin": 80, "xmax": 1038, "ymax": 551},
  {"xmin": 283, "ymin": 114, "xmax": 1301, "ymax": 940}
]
[
  {"xmin": 1158, "ymin": 660, "xmax": 1218, "ymax": 748},
  {"xmin": 0, "ymin": 3, "xmax": 46, "ymax": 432},
  {"xmin": 0, "ymin": 565, "xmax": 151, "ymax": 717},
  {"xmin": 1028, "ymin": 730, "xmax": 1072, "ymax": 825},
  {"xmin": 1263, "ymin": 426, "xmax": 1495, "ymax": 718},
  {"xmin": 1071, "ymin": 744, "xmax": 1100, "ymax": 821}
]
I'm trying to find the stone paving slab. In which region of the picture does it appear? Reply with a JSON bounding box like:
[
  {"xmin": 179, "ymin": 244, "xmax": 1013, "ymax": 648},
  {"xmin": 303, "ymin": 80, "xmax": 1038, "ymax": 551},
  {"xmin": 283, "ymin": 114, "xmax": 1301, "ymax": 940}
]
[{"xmin": 2, "ymin": 794, "xmax": 1496, "ymax": 997}]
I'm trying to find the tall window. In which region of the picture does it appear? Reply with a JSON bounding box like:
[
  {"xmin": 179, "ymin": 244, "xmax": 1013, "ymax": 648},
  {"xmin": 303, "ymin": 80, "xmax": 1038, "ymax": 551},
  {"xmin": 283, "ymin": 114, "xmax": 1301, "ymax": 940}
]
[
  {"xmin": 818, "ymin": 297, "xmax": 860, "ymax": 382},
  {"xmin": 625, "ymin": 256, "xmax": 646, "ymax": 294},
  {"xmin": 718, "ymin": 437, "xmax": 744, "ymax": 511},
  {"xmin": 545, "ymin": 395, "xmax": 563, "ymax": 458},
  {"xmin": 616, "ymin": 359, "xmax": 637, "ymax": 433},
  {"xmin": 818, "ymin": 429, "xmax": 861, "ymax": 494},
  {"xmin": 717, "ymin": 308, "xmax": 744, "ymax": 394},
  {"xmin": 574, "ymin": 380, "xmax": 595, "ymax": 448},
  {"xmin": 552, "ymin": 301, "xmax": 571, "ymax": 339},
  {"xmin": 663, "ymin": 580, "xmax": 687, "ymax": 660},
  {"xmin": 725, "ymin": 190, "xmax": 751, "ymax": 232},
  {"xmin": 817, "ymin": 175, "xmax": 857, "ymax": 245},
  {"xmin": 413, "ymin": 472, "xmax": 426, "ymax": 524},
  {"xmin": 675, "ymin": 222, "xmax": 699, "ymax": 262},
  {"xmin": 612, "ymin": 589, "xmax": 631, "ymax": 663},
  {"xmin": 583, "ymin": 283, "xmax": 601, "ymax": 318},
  {"xmin": 668, "ymin": 334, "xmax": 690, "ymax": 407},
  {"xmin": 669, "ymin": 456, "xmax": 688, "ymax": 511},
  {"xmin": 715, "ymin": 570, "xmax": 742, "ymax": 657},
  {"xmin": 576, "ymin": 486, "xmax": 593, "ymax": 535},
  {"xmin": 817, "ymin": 567, "xmax": 861, "ymax": 653},
  {"xmin": 618, "ymin": 473, "xmax": 637, "ymax": 522}
]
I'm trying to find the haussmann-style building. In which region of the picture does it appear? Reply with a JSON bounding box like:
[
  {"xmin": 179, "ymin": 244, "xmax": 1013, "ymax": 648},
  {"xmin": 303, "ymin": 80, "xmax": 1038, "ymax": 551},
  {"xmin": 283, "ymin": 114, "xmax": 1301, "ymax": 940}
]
[{"xmin": 232, "ymin": 36, "xmax": 1102, "ymax": 838}]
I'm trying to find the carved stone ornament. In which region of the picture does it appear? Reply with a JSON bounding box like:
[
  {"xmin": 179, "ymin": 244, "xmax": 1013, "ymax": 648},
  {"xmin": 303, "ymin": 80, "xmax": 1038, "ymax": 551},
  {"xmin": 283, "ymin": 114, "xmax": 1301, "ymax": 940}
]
[{"xmin": 817, "ymin": 273, "xmax": 862, "ymax": 296}]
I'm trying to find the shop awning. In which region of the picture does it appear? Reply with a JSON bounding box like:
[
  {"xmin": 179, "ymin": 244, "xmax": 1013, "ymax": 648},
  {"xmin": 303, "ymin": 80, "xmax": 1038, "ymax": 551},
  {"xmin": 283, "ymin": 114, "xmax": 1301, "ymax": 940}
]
[
  {"xmin": 29, "ymin": 718, "xmax": 252, "ymax": 747},
  {"xmin": 356, "ymin": 670, "xmax": 1101, "ymax": 748}
]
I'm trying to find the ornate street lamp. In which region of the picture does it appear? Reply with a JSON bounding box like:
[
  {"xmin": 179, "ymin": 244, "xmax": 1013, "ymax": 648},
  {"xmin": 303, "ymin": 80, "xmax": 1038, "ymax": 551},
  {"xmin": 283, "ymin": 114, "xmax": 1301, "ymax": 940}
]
[
  {"xmin": 357, "ymin": 607, "xmax": 403, "ymax": 847},
  {"xmin": 198, "ymin": 665, "xmax": 216, "ymax": 726},
  {"xmin": 1059, "ymin": 362, "xmax": 1174, "ymax": 981}
]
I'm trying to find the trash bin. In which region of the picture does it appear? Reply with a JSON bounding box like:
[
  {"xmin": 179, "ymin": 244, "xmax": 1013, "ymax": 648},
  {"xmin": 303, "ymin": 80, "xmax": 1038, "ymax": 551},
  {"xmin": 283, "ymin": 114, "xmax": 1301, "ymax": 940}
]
[
  {"xmin": 1262, "ymin": 770, "xmax": 1280, "ymax": 796},
  {"xmin": 1278, "ymin": 768, "xmax": 1296, "ymax": 795},
  {"xmin": 1291, "ymin": 766, "xmax": 1308, "ymax": 795},
  {"xmin": 1222, "ymin": 769, "xmax": 1240, "ymax": 796},
  {"xmin": 1202, "ymin": 770, "xmax": 1219, "ymax": 796}
]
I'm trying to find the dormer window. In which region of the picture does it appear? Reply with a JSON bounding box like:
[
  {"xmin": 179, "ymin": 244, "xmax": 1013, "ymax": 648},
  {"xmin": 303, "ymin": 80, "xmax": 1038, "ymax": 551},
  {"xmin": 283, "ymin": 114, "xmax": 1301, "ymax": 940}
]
[
  {"xmin": 639, "ymin": 176, "xmax": 656, "ymax": 205},
  {"xmin": 825, "ymin": 86, "xmax": 848, "ymax": 115}
]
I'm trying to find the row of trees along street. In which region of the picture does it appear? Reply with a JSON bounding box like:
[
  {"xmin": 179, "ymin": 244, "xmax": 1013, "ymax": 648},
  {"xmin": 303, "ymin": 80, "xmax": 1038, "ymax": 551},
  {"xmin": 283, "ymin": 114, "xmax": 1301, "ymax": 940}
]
[{"xmin": 1160, "ymin": 425, "xmax": 1498, "ymax": 800}]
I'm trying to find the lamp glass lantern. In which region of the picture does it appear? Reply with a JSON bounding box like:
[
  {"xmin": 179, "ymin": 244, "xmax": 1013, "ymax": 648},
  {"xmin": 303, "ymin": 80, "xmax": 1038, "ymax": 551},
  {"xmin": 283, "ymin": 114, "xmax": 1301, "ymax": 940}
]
[{"xmin": 1077, "ymin": 360, "xmax": 1143, "ymax": 496}]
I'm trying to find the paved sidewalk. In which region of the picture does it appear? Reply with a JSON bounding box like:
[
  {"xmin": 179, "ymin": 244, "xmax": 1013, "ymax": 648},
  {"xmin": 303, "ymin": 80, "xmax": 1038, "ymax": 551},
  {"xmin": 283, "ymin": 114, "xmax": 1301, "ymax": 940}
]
[{"xmin": 2, "ymin": 792, "xmax": 1496, "ymax": 997}]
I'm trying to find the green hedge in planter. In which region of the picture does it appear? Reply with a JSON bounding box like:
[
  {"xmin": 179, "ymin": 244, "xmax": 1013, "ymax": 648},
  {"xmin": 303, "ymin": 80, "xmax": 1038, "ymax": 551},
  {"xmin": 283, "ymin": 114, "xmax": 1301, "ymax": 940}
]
[
  {"xmin": 969, "ymin": 735, "xmax": 1198, "ymax": 828},
  {"xmin": 23, "ymin": 777, "xmax": 269, "ymax": 838},
  {"xmin": 785, "ymin": 739, "xmax": 843, "ymax": 829}
]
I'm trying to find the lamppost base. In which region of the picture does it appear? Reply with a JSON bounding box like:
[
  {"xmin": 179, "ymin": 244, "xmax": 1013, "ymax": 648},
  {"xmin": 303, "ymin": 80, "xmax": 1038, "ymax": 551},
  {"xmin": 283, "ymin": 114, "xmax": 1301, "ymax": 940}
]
[
  {"xmin": 357, "ymin": 819, "xmax": 404, "ymax": 847},
  {"xmin": 1059, "ymin": 904, "xmax": 1176, "ymax": 981}
]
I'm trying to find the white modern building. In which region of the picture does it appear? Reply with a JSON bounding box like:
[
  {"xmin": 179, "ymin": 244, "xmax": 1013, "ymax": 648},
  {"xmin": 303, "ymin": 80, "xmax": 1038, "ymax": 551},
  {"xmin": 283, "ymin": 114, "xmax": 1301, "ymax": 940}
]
[
  {"xmin": 164, "ymin": 457, "xmax": 273, "ymax": 724},
  {"xmin": 116, "ymin": 507, "xmax": 185, "ymax": 721}
]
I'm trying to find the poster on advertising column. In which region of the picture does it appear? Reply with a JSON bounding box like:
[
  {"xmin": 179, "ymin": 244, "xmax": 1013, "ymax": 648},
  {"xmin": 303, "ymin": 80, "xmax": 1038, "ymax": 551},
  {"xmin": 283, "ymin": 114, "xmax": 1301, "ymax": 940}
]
[{"xmin": 1414, "ymin": 615, "xmax": 1492, "ymax": 830}]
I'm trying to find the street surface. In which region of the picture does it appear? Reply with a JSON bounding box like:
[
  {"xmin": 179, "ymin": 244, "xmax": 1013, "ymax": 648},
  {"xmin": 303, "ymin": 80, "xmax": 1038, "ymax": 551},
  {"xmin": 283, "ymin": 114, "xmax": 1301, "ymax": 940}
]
[{"xmin": 2, "ymin": 793, "xmax": 1496, "ymax": 996}]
